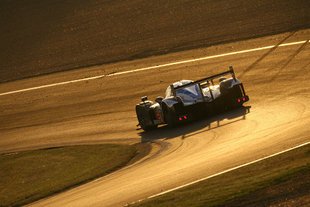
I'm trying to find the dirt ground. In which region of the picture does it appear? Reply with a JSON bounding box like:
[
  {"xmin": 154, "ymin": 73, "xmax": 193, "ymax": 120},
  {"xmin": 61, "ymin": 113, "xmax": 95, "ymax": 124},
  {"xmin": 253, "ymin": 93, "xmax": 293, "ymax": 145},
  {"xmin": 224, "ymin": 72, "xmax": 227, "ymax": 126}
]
[{"xmin": 0, "ymin": 0, "xmax": 309, "ymax": 82}]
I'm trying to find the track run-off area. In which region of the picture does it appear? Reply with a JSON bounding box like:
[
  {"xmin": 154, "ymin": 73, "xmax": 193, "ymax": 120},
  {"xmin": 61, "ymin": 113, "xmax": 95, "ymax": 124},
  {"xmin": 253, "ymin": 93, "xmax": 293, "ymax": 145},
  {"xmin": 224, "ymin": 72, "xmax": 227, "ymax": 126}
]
[
  {"xmin": 0, "ymin": 29, "xmax": 309, "ymax": 206},
  {"xmin": 0, "ymin": 40, "xmax": 307, "ymax": 97}
]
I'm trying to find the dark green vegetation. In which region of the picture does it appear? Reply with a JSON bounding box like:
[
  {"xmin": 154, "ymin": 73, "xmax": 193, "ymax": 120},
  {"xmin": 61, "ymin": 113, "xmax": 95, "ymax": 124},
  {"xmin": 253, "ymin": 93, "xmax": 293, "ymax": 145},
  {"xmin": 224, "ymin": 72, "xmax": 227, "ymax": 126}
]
[
  {"xmin": 0, "ymin": 144, "xmax": 136, "ymax": 207},
  {"xmin": 133, "ymin": 144, "xmax": 310, "ymax": 207},
  {"xmin": 1, "ymin": 0, "xmax": 309, "ymax": 82}
]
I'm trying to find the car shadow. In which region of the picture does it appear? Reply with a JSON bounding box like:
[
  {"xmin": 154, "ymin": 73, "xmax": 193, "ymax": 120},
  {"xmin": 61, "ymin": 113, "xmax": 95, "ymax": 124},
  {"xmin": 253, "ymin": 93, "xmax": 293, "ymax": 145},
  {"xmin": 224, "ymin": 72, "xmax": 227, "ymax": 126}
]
[{"xmin": 138, "ymin": 105, "xmax": 251, "ymax": 143}]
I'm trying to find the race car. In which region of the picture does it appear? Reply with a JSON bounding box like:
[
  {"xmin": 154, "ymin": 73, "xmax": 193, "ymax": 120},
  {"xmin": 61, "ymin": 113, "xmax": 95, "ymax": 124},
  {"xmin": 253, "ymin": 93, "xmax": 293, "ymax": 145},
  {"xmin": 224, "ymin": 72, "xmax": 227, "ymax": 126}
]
[{"xmin": 136, "ymin": 66, "xmax": 249, "ymax": 131}]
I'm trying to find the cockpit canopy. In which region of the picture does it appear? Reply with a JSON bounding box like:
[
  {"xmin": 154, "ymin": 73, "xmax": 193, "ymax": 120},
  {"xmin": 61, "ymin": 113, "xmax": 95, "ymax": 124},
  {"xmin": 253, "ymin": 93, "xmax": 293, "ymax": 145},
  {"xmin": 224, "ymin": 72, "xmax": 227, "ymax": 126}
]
[{"xmin": 165, "ymin": 80, "xmax": 193, "ymax": 98}]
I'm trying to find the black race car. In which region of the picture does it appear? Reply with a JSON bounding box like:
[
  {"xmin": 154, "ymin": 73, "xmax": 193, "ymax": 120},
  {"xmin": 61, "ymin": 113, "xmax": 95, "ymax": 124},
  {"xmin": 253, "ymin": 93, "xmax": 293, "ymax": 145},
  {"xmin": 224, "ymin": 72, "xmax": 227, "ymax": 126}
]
[{"xmin": 136, "ymin": 66, "xmax": 249, "ymax": 131}]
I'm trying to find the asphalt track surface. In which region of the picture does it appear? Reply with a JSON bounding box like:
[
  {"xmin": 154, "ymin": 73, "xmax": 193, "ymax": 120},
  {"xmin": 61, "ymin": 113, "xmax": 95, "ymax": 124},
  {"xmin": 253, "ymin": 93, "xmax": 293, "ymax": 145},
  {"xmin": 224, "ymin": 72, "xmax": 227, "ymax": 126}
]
[{"xmin": 0, "ymin": 29, "xmax": 309, "ymax": 206}]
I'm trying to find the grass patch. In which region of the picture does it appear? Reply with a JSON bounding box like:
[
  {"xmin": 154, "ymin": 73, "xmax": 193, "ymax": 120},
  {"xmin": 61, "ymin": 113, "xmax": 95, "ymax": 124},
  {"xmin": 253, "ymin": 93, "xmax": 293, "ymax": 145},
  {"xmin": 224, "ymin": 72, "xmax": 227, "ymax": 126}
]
[
  {"xmin": 0, "ymin": 144, "xmax": 137, "ymax": 207},
  {"xmin": 132, "ymin": 144, "xmax": 310, "ymax": 207}
]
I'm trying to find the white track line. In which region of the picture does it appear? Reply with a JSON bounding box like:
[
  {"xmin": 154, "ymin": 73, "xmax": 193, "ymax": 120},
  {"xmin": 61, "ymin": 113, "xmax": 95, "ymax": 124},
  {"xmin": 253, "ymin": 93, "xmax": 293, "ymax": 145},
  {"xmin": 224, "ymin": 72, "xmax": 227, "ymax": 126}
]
[
  {"xmin": 109, "ymin": 40, "xmax": 308, "ymax": 77},
  {"xmin": 0, "ymin": 74, "xmax": 106, "ymax": 96},
  {"xmin": 0, "ymin": 40, "xmax": 308, "ymax": 97},
  {"xmin": 132, "ymin": 141, "xmax": 308, "ymax": 203}
]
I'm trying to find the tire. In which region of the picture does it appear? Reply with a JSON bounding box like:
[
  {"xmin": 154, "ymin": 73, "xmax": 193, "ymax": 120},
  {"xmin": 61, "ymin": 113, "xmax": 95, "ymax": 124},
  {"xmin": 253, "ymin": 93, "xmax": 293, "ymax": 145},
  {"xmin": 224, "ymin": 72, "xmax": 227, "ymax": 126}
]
[
  {"xmin": 219, "ymin": 79, "xmax": 233, "ymax": 95},
  {"xmin": 136, "ymin": 104, "xmax": 157, "ymax": 131},
  {"xmin": 163, "ymin": 105, "xmax": 177, "ymax": 127}
]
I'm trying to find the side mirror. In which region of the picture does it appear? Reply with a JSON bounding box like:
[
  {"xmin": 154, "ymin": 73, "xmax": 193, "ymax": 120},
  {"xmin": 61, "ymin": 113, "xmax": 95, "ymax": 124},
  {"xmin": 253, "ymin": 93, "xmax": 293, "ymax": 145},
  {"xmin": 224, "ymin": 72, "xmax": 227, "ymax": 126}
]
[{"xmin": 141, "ymin": 96, "xmax": 148, "ymax": 102}]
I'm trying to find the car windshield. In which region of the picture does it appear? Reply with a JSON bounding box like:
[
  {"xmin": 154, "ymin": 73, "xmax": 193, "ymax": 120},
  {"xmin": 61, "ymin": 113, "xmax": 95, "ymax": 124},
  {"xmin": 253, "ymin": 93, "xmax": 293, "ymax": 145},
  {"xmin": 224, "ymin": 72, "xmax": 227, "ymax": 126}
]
[
  {"xmin": 165, "ymin": 80, "xmax": 193, "ymax": 98},
  {"xmin": 175, "ymin": 83, "xmax": 203, "ymax": 105}
]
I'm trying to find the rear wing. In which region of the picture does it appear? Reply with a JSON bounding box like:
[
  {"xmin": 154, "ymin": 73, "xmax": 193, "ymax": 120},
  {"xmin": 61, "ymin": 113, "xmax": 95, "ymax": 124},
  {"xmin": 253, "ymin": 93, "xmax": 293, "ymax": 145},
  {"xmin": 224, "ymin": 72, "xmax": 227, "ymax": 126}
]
[{"xmin": 171, "ymin": 66, "xmax": 240, "ymax": 101}]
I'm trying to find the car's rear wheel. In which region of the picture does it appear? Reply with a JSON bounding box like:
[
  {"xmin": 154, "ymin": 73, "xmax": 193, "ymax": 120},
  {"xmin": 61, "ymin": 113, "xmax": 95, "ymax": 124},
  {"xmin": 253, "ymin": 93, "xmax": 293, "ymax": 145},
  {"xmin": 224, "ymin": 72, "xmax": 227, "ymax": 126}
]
[
  {"xmin": 136, "ymin": 103, "xmax": 157, "ymax": 131},
  {"xmin": 163, "ymin": 105, "xmax": 177, "ymax": 127}
]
